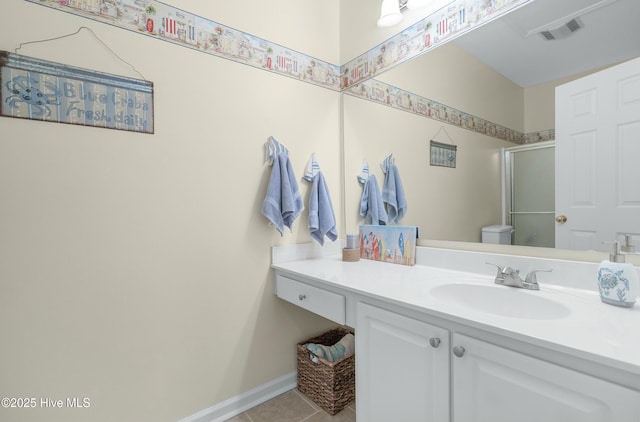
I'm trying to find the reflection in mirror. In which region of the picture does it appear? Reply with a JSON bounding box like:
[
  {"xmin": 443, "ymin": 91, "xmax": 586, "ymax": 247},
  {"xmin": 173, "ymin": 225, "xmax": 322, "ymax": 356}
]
[
  {"xmin": 343, "ymin": 0, "xmax": 640, "ymax": 249},
  {"xmin": 504, "ymin": 141, "xmax": 554, "ymax": 248}
]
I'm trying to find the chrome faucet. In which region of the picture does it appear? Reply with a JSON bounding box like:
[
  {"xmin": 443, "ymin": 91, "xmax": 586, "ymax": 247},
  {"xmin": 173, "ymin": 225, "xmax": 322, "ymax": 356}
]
[{"xmin": 486, "ymin": 262, "xmax": 552, "ymax": 290}]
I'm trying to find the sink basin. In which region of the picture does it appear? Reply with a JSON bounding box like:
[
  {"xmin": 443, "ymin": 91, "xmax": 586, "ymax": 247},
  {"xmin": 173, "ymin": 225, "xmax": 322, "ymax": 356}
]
[{"xmin": 430, "ymin": 282, "xmax": 571, "ymax": 320}]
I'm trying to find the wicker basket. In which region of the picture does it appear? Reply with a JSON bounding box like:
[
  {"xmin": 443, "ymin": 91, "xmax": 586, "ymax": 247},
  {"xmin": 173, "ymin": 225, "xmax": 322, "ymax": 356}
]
[{"xmin": 297, "ymin": 327, "xmax": 355, "ymax": 415}]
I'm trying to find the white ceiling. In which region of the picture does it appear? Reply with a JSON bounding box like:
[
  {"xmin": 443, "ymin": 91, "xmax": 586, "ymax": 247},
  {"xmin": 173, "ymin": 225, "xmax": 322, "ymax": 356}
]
[{"xmin": 453, "ymin": 0, "xmax": 640, "ymax": 87}]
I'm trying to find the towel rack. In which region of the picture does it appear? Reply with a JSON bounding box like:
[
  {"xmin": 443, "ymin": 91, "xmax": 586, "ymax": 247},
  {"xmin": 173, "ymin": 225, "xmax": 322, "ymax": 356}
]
[{"xmin": 265, "ymin": 136, "xmax": 289, "ymax": 166}]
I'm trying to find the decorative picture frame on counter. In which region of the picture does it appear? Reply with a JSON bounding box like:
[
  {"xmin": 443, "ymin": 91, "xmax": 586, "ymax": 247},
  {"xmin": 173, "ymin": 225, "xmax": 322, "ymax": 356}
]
[{"xmin": 359, "ymin": 225, "xmax": 418, "ymax": 266}]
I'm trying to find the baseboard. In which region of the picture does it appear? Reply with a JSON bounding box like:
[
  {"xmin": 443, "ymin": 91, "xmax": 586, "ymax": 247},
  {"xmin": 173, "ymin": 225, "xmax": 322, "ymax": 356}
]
[{"xmin": 177, "ymin": 371, "xmax": 297, "ymax": 422}]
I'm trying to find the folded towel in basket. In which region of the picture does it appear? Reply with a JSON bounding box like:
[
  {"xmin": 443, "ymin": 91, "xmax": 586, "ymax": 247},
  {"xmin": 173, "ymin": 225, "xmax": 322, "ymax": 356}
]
[
  {"xmin": 306, "ymin": 333, "xmax": 355, "ymax": 363},
  {"xmin": 261, "ymin": 152, "xmax": 303, "ymax": 234}
]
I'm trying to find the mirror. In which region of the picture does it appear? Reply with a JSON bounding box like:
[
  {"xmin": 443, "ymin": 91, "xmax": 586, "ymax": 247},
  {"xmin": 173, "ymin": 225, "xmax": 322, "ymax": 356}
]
[{"xmin": 343, "ymin": 0, "xmax": 640, "ymax": 248}]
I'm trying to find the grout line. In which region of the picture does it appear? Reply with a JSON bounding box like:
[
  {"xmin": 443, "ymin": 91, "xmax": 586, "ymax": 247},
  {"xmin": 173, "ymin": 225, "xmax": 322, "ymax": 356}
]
[
  {"xmin": 294, "ymin": 390, "xmax": 322, "ymax": 421},
  {"xmin": 300, "ymin": 410, "xmax": 320, "ymax": 422},
  {"xmin": 293, "ymin": 390, "xmax": 318, "ymax": 410}
]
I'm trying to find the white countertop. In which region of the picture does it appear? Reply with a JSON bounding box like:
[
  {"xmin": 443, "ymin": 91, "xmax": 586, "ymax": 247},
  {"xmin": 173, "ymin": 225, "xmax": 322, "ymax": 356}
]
[{"xmin": 273, "ymin": 253, "xmax": 640, "ymax": 377}]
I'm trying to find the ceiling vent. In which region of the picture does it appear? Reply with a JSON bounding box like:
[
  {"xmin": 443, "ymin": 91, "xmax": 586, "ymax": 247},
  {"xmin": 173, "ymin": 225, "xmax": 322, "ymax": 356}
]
[{"xmin": 539, "ymin": 18, "xmax": 584, "ymax": 40}]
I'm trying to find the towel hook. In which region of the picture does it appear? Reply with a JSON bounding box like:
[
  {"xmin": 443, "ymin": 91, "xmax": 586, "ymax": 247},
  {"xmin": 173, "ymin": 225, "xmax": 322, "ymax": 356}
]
[
  {"xmin": 357, "ymin": 160, "xmax": 370, "ymax": 184},
  {"xmin": 265, "ymin": 136, "xmax": 288, "ymax": 166},
  {"xmin": 303, "ymin": 152, "xmax": 320, "ymax": 182},
  {"xmin": 380, "ymin": 153, "xmax": 394, "ymax": 174}
]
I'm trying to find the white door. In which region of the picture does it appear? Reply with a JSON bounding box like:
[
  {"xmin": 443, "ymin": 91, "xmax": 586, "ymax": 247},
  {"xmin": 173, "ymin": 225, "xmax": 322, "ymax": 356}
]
[
  {"xmin": 452, "ymin": 334, "xmax": 640, "ymax": 422},
  {"xmin": 555, "ymin": 57, "xmax": 640, "ymax": 251},
  {"xmin": 356, "ymin": 302, "xmax": 449, "ymax": 422}
]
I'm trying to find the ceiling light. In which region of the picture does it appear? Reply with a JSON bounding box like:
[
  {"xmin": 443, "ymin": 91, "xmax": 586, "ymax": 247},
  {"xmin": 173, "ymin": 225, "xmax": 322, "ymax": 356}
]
[{"xmin": 377, "ymin": 0, "xmax": 403, "ymax": 27}]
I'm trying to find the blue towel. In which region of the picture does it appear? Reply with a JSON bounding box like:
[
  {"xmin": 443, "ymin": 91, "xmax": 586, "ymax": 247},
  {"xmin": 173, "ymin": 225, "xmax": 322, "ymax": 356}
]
[
  {"xmin": 261, "ymin": 152, "xmax": 303, "ymax": 234},
  {"xmin": 360, "ymin": 174, "xmax": 388, "ymax": 225},
  {"xmin": 382, "ymin": 164, "xmax": 407, "ymax": 223},
  {"xmin": 308, "ymin": 171, "xmax": 337, "ymax": 245}
]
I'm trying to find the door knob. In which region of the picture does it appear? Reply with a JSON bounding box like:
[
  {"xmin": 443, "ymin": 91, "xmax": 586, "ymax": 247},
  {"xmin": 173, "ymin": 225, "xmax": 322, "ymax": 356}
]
[
  {"xmin": 298, "ymin": 294, "xmax": 306, "ymax": 301},
  {"xmin": 555, "ymin": 215, "xmax": 567, "ymax": 224},
  {"xmin": 429, "ymin": 337, "xmax": 441, "ymax": 348}
]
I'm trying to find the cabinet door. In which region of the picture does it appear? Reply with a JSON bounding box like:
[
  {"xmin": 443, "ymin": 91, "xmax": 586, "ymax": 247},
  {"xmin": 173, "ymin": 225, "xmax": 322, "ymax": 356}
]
[
  {"xmin": 356, "ymin": 302, "xmax": 449, "ymax": 422},
  {"xmin": 452, "ymin": 334, "xmax": 640, "ymax": 422}
]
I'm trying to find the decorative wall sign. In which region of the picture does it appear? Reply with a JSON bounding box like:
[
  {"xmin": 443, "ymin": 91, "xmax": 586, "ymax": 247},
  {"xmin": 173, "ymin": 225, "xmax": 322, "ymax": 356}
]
[
  {"xmin": 430, "ymin": 140, "xmax": 457, "ymax": 168},
  {"xmin": 0, "ymin": 51, "xmax": 154, "ymax": 133}
]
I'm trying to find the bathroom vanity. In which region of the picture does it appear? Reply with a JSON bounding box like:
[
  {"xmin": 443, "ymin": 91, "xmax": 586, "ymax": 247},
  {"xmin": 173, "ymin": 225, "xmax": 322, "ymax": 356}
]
[{"xmin": 272, "ymin": 244, "xmax": 640, "ymax": 422}]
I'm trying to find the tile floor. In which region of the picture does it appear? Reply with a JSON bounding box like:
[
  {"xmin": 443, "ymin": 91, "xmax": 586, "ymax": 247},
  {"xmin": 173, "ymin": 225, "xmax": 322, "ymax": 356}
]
[{"xmin": 225, "ymin": 389, "xmax": 356, "ymax": 422}]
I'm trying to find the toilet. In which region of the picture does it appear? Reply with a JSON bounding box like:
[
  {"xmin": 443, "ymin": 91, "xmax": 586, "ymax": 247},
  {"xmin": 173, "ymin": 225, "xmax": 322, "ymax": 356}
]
[{"xmin": 482, "ymin": 225, "xmax": 513, "ymax": 245}]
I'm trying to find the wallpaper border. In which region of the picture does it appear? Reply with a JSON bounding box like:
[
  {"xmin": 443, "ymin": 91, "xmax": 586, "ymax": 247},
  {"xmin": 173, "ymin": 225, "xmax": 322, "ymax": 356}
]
[
  {"xmin": 345, "ymin": 78, "xmax": 555, "ymax": 144},
  {"xmin": 22, "ymin": 0, "xmax": 551, "ymax": 144}
]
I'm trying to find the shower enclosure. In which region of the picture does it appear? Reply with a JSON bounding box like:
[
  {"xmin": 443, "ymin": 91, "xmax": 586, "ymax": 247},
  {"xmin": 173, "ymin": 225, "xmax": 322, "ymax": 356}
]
[{"xmin": 503, "ymin": 141, "xmax": 555, "ymax": 248}]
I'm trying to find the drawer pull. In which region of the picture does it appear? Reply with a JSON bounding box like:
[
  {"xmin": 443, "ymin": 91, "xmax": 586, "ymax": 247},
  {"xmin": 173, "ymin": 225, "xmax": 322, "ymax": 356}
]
[
  {"xmin": 453, "ymin": 346, "xmax": 466, "ymax": 358},
  {"xmin": 298, "ymin": 294, "xmax": 307, "ymax": 301},
  {"xmin": 429, "ymin": 337, "xmax": 441, "ymax": 348}
]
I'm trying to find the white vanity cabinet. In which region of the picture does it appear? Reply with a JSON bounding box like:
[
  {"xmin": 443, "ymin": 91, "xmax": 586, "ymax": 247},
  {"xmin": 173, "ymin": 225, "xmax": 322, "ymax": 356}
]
[
  {"xmin": 356, "ymin": 302, "xmax": 449, "ymax": 422},
  {"xmin": 275, "ymin": 273, "xmax": 347, "ymax": 325},
  {"xmin": 272, "ymin": 254, "xmax": 640, "ymax": 422},
  {"xmin": 355, "ymin": 303, "xmax": 640, "ymax": 422},
  {"xmin": 451, "ymin": 334, "xmax": 640, "ymax": 422}
]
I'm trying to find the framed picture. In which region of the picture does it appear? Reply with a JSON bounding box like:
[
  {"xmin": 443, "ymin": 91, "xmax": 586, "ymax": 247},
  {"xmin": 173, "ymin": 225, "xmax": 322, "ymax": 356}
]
[{"xmin": 430, "ymin": 140, "xmax": 457, "ymax": 168}]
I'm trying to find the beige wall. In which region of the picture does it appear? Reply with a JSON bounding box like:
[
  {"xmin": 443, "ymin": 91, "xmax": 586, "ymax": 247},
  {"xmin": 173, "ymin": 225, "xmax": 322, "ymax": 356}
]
[
  {"xmin": 0, "ymin": 1, "xmax": 340, "ymax": 421},
  {"xmin": 378, "ymin": 43, "xmax": 525, "ymax": 131},
  {"xmin": 344, "ymin": 96, "xmax": 511, "ymax": 242},
  {"xmin": 344, "ymin": 43, "xmax": 519, "ymax": 242},
  {"xmin": 524, "ymin": 66, "xmax": 613, "ymax": 133},
  {"xmin": 0, "ymin": 1, "xmax": 618, "ymax": 421}
]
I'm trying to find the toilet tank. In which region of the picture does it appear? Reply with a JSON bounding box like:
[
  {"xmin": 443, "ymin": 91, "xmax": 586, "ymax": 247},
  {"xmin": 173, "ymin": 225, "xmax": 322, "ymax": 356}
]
[{"xmin": 482, "ymin": 225, "xmax": 513, "ymax": 244}]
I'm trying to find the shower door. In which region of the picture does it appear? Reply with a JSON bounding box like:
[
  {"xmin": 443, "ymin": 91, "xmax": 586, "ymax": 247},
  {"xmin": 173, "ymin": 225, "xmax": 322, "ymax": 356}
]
[{"xmin": 504, "ymin": 141, "xmax": 555, "ymax": 248}]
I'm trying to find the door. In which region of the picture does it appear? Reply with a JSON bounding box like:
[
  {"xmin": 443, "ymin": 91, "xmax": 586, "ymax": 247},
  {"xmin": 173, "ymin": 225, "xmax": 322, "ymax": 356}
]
[
  {"xmin": 504, "ymin": 142, "xmax": 555, "ymax": 247},
  {"xmin": 555, "ymin": 57, "xmax": 640, "ymax": 250},
  {"xmin": 356, "ymin": 302, "xmax": 449, "ymax": 422},
  {"xmin": 452, "ymin": 334, "xmax": 640, "ymax": 422}
]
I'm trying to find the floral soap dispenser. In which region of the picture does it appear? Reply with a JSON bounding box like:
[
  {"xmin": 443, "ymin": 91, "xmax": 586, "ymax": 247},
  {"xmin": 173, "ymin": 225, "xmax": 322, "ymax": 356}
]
[{"xmin": 597, "ymin": 238, "xmax": 639, "ymax": 308}]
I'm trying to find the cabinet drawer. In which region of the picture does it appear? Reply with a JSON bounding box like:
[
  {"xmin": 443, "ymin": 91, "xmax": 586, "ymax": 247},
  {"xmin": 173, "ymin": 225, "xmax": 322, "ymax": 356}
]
[{"xmin": 276, "ymin": 274, "xmax": 346, "ymax": 325}]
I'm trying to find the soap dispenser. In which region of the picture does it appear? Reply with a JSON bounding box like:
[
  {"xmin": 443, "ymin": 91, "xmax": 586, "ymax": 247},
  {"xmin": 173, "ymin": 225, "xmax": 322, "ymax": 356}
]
[{"xmin": 597, "ymin": 240, "xmax": 638, "ymax": 307}]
